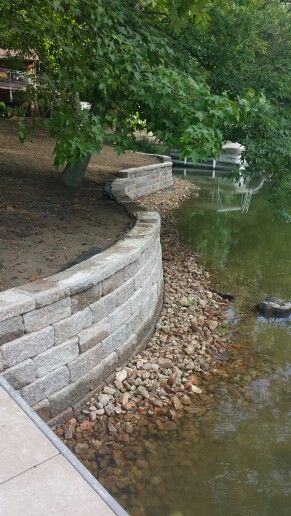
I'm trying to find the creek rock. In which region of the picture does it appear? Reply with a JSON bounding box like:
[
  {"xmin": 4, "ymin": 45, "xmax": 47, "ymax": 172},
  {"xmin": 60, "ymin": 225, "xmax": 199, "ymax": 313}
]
[
  {"xmin": 212, "ymin": 290, "xmax": 235, "ymax": 301},
  {"xmin": 75, "ymin": 442, "xmax": 89, "ymax": 454},
  {"xmin": 173, "ymin": 396, "xmax": 183, "ymax": 410},
  {"xmin": 256, "ymin": 297, "xmax": 291, "ymax": 318},
  {"xmin": 179, "ymin": 296, "xmax": 194, "ymax": 307},
  {"xmin": 103, "ymin": 386, "xmax": 116, "ymax": 395},
  {"xmin": 191, "ymin": 385, "xmax": 202, "ymax": 394},
  {"xmin": 104, "ymin": 403, "xmax": 115, "ymax": 416},
  {"xmin": 208, "ymin": 320, "xmax": 218, "ymax": 331},
  {"xmin": 98, "ymin": 393, "xmax": 111, "ymax": 406},
  {"xmin": 137, "ymin": 385, "xmax": 150, "ymax": 398},
  {"xmin": 115, "ymin": 369, "xmax": 127, "ymax": 383},
  {"xmin": 158, "ymin": 358, "xmax": 173, "ymax": 369}
]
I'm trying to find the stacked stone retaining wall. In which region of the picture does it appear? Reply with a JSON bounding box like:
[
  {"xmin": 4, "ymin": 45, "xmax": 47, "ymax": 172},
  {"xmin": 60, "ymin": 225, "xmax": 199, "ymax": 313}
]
[
  {"xmin": 0, "ymin": 155, "xmax": 173, "ymax": 423},
  {"xmin": 0, "ymin": 211, "xmax": 163, "ymax": 424},
  {"xmin": 110, "ymin": 155, "xmax": 173, "ymax": 203}
]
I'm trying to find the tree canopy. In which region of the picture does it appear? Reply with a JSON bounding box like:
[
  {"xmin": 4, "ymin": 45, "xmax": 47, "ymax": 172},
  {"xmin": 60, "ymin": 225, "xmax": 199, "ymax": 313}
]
[{"xmin": 0, "ymin": 0, "xmax": 290, "ymax": 216}]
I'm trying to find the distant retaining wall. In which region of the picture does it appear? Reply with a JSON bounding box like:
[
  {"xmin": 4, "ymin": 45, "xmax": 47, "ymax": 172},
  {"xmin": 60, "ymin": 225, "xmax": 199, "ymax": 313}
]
[
  {"xmin": 110, "ymin": 154, "xmax": 173, "ymax": 203},
  {"xmin": 0, "ymin": 212, "xmax": 163, "ymax": 424}
]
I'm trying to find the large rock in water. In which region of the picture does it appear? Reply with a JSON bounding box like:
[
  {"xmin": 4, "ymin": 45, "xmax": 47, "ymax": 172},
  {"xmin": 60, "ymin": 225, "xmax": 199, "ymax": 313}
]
[{"xmin": 256, "ymin": 297, "xmax": 291, "ymax": 318}]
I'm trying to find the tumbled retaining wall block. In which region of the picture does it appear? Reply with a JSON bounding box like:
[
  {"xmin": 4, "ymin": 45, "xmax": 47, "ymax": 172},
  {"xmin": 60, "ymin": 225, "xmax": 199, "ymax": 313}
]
[
  {"xmin": 0, "ymin": 211, "xmax": 163, "ymax": 424},
  {"xmin": 110, "ymin": 154, "xmax": 173, "ymax": 203}
]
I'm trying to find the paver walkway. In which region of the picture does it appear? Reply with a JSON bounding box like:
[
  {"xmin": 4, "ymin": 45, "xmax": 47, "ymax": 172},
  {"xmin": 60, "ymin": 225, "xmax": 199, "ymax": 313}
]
[{"xmin": 0, "ymin": 379, "xmax": 126, "ymax": 516}]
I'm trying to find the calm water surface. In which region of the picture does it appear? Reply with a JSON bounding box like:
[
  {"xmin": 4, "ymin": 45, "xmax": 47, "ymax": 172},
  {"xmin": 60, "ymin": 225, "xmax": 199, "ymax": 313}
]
[{"xmin": 131, "ymin": 170, "xmax": 291, "ymax": 516}]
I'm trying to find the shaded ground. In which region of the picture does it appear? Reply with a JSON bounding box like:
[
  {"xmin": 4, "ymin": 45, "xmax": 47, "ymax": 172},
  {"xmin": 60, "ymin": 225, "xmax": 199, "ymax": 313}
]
[{"xmin": 0, "ymin": 120, "xmax": 158, "ymax": 291}]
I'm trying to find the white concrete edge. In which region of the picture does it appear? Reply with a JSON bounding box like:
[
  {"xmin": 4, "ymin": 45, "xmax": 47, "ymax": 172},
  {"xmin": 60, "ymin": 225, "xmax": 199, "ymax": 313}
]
[{"xmin": 0, "ymin": 376, "xmax": 128, "ymax": 516}]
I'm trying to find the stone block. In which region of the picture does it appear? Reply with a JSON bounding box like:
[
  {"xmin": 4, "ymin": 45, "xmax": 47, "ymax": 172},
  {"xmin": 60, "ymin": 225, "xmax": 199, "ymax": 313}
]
[
  {"xmin": 71, "ymin": 283, "xmax": 102, "ymax": 314},
  {"xmin": 107, "ymin": 300, "xmax": 132, "ymax": 332},
  {"xmin": 126, "ymin": 311, "xmax": 142, "ymax": 336},
  {"xmin": 130, "ymin": 289, "xmax": 144, "ymax": 315},
  {"xmin": 102, "ymin": 269, "xmax": 124, "ymax": 296},
  {"xmin": 101, "ymin": 328, "xmax": 124, "ymax": 358},
  {"xmin": 125, "ymin": 233, "xmax": 149, "ymax": 252},
  {"xmin": 136, "ymin": 319, "xmax": 155, "ymax": 351},
  {"xmin": 97, "ymin": 250, "xmax": 135, "ymax": 277},
  {"xmin": 1, "ymin": 327, "xmax": 54, "ymax": 368},
  {"xmin": 102, "ymin": 237, "xmax": 140, "ymax": 264},
  {"xmin": 134, "ymin": 210, "xmax": 160, "ymax": 223},
  {"xmin": 123, "ymin": 258, "xmax": 142, "ymax": 280},
  {"xmin": 101, "ymin": 352, "xmax": 118, "ymax": 380},
  {"xmin": 136, "ymin": 163, "xmax": 169, "ymax": 178},
  {"xmin": 115, "ymin": 278, "xmax": 135, "ymax": 307},
  {"xmin": 134, "ymin": 260, "xmax": 152, "ymax": 289},
  {"xmin": 49, "ymin": 382, "xmax": 85, "ymax": 417},
  {"xmin": 90, "ymin": 291, "xmax": 117, "ymax": 324},
  {"xmin": 0, "ymin": 289, "xmax": 35, "ymax": 323},
  {"xmin": 33, "ymin": 398, "xmax": 51, "ymax": 421},
  {"xmin": 146, "ymin": 239, "xmax": 160, "ymax": 260},
  {"xmin": 111, "ymin": 181, "xmax": 131, "ymax": 201},
  {"xmin": 1, "ymin": 359, "xmax": 36, "ymax": 389},
  {"xmin": 17, "ymin": 279, "xmax": 70, "ymax": 308},
  {"xmin": 151, "ymin": 263, "xmax": 163, "ymax": 287},
  {"xmin": 88, "ymin": 366, "xmax": 107, "ymax": 393},
  {"xmin": 78, "ymin": 320, "xmax": 110, "ymax": 353},
  {"xmin": 142, "ymin": 280, "xmax": 157, "ymax": 304},
  {"xmin": 157, "ymin": 275, "xmax": 164, "ymax": 295},
  {"xmin": 68, "ymin": 344, "xmax": 103, "ymax": 382},
  {"xmin": 110, "ymin": 239, "xmax": 142, "ymax": 260},
  {"xmin": 117, "ymin": 170, "xmax": 132, "ymax": 178},
  {"xmin": 49, "ymin": 365, "xmax": 103, "ymax": 417},
  {"xmin": 34, "ymin": 338, "xmax": 79, "ymax": 377},
  {"xmin": 116, "ymin": 335, "xmax": 138, "ymax": 365},
  {"xmin": 140, "ymin": 286, "xmax": 159, "ymax": 324},
  {"xmin": 23, "ymin": 298, "xmax": 72, "ymax": 333},
  {"xmin": 159, "ymin": 155, "xmax": 172, "ymax": 162},
  {"xmin": 59, "ymin": 271, "xmax": 97, "ymax": 295},
  {"xmin": 48, "ymin": 407, "xmax": 73, "ymax": 428},
  {"xmin": 54, "ymin": 308, "xmax": 92, "ymax": 345},
  {"xmin": 0, "ymin": 316, "xmax": 24, "ymax": 345},
  {"xmin": 21, "ymin": 366, "xmax": 70, "ymax": 406}
]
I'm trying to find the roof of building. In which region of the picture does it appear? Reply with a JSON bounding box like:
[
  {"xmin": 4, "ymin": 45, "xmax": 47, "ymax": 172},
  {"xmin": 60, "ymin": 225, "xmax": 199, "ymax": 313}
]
[{"xmin": 0, "ymin": 49, "xmax": 38, "ymax": 60}]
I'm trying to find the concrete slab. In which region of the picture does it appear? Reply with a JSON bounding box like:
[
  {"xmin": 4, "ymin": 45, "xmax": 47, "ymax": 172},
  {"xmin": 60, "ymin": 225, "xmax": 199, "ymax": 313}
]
[
  {"xmin": 0, "ymin": 454, "xmax": 113, "ymax": 515},
  {"xmin": 0, "ymin": 379, "xmax": 127, "ymax": 516},
  {"xmin": 0, "ymin": 387, "xmax": 58, "ymax": 483}
]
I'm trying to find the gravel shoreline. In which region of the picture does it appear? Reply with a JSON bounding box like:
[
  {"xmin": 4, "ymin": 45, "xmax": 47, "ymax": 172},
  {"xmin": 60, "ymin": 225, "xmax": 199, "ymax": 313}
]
[{"xmin": 56, "ymin": 177, "xmax": 233, "ymax": 512}]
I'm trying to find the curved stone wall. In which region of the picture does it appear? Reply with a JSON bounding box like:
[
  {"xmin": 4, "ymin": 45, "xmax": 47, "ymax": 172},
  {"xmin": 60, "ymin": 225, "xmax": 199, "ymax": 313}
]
[
  {"xmin": 0, "ymin": 212, "xmax": 163, "ymax": 423},
  {"xmin": 110, "ymin": 155, "xmax": 173, "ymax": 203}
]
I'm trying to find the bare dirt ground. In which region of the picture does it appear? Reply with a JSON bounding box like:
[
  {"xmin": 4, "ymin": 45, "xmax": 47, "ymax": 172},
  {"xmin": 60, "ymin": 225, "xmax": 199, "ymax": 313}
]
[{"xmin": 0, "ymin": 120, "xmax": 158, "ymax": 291}]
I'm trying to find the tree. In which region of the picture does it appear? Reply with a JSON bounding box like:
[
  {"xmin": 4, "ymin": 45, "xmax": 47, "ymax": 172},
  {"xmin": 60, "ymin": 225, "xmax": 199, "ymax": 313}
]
[
  {"xmin": 153, "ymin": 0, "xmax": 291, "ymax": 217},
  {"xmin": 0, "ymin": 0, "xmax": 290, "ymax": 216}
]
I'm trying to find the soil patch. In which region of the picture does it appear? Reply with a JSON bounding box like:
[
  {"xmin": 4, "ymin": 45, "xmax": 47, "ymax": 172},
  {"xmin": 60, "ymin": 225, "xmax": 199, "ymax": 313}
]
[{"xmin": 0, "ymin": 120, "xmax": 158, "ymax": 291}]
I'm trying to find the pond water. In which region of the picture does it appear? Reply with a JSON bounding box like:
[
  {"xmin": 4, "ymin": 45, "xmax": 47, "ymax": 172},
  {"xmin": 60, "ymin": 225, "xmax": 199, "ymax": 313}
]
[{"xmin": 131, "ymin": 169, "xmax": 291, "ymax": 516}]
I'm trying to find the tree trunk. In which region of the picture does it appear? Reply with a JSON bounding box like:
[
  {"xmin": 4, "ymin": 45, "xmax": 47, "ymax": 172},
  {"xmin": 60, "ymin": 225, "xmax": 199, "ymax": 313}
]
[{"xmin": 61, "ymin": 154, "xmax": 92, "ymax": 187}]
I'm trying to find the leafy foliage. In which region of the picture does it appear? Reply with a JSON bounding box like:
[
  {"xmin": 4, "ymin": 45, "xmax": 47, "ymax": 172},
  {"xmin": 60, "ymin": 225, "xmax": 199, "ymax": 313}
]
[{"xmin": 0, "ymin": 0, "xmax": 290, "ymax": 211}]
